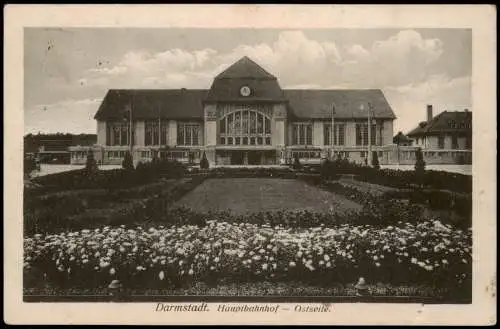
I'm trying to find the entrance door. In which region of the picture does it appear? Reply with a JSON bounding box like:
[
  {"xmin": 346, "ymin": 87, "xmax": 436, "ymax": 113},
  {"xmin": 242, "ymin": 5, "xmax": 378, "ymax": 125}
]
[
  {"xmin": 248, "ymin": 151, "xmax": 262, "ymax": 165},
  {"xmin": 230, "ymin": 151, "xmax": 244, "ymax": 165}
]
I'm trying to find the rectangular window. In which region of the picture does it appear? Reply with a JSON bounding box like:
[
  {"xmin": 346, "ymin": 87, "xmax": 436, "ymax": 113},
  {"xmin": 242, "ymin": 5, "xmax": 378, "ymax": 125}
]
[
  {"xmin": 324, "ymin": 123, "xmax": 346, "ymax": 146},
  {"xmin": 438, "ymin": 136, "xmax": 445, "ymax": 149},
  {"xmin": 465, "ymin": 136, "xmax": 472, "ymax": 149},
  {"xmin": 177, "ymin": 123, "xmax": 201, "ymax": 146},
  {"xmin": 220, "ymin": 137, "xmax": 226, "ymax": 145},
  {"xmin": 293, "ymin": 123, "xmax": 313, "ymax": 146},
  {"xmin": 107, "ymin": 122, "xmax": 131, "ymax": 146},
  {"xmin": 356, "ymin": 123, "xmax": 376, "ymax": 146},
  {"xmin": 243, "ymin": 137, "xmax": 248, "ymax": 145},
  {"xmin": 452, "ymin": 135, "xmax": 458, "ymax": 149},
  {"xmin": 265, "ymin": 137, "xmax": 271, "ymax": 145}
]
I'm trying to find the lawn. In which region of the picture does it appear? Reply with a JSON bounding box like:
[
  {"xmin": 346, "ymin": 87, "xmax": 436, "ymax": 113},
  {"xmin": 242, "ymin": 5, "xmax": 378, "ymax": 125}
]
[{"xmin": 174, "ymin": 178, "xmax": 363, "ymax": 215}]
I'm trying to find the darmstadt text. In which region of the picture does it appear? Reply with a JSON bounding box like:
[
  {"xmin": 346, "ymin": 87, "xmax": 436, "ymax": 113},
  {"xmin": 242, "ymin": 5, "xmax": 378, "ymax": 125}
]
[{"xmin": 155, "ymin": 303, "xmax": 209, "ymax": 312}]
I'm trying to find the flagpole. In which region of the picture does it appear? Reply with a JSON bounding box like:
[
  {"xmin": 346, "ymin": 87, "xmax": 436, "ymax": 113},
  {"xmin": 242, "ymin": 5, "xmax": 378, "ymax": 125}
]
[
  {"xmin": 331, "ymin": 104, "xmax": 334, "ymax": 159},
  {"xmin": 130, "ymin": 92, "xmax": 133, "ymax": 155},
  {"xmin": 367, "ymin": 102, "xmax": 372, "ymax": 167}
]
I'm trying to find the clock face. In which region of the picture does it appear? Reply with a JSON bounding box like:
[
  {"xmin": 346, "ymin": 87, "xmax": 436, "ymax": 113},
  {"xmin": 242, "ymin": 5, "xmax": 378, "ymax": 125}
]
[{"xmin": 240, "ymin": 86, "xmax": 251, "ymax": 97}]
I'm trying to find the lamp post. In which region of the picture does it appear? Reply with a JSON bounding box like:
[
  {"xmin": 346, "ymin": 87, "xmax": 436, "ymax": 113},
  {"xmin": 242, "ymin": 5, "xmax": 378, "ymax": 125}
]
[{"xmin": 360, "ymin": 102, "xmax": 375, "ymax": 166}]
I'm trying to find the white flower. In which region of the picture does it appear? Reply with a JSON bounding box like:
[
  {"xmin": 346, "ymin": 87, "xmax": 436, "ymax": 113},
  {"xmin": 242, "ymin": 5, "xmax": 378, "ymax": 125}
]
[
  {"xmin": 373, "ymin": 255, "xmax": 379, "ymax": 261},
  {"xmin": 289, "ymin": 261, "xmax": 296, "ymax": 267},
  {"xmin": 442, "ymin": 259, "xmax": 449, "ymax": 264},
  {"xmin": 375, "ymin": 262, "xmax": 381, "ymax": 267},
  {"xmin": 188, "ymin": 269, "xmax": 194, "ymax": 275},
  {"xmin": 324, "ymin": 254, "xmax": 330, "ymax": 261},
  {"xmin": 411, "ymin": 257, "xmax": 417, "ymax": 264},
  {"xmin": 262, "ymin": 264, "xmax": 268, "ymax": 270},
  {"xmin": 109, "ymin": 268, "xmax": 116, "ymax": 275}
]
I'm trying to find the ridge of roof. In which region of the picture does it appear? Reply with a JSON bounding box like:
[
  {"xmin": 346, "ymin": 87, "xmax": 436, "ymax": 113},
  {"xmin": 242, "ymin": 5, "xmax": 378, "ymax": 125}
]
[
  {"xmin": 407, "ymin": 110, "xmax": 472, "ymax": 136},
  {"xmin": 214, "ymin": 56, "xmax": 276, "ymax": 80}
]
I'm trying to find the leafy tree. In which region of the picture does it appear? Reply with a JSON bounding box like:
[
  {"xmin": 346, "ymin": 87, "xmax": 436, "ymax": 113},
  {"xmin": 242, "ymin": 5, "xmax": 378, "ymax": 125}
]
[
  {"xmin": 122, "ymin": 151, "xmax": 134, "ymax": 171},
  {"xmin": 292, "ymin": 153, "xmax": 302, "ymax": 170},
  {"xmin": 372, "ymin": 151, "xmax": 380, "ymax": 170},
  {"xmin": 200, "ymin": 151, "xmax": 209, "ymax": 170},
  {"xmin": 24, "ymin": 156, "xmax": 37, "ymax": 177},
  {"xmin": 414, "ymin": 147, "xmax": 426, "ymax": 187},
  {"xmin": 85, "ymin": 150, "xmax": 98, "ymax": 173},
  {"xmin": 414, "ymin": 147, "xmax": 426, "ymax": 174}
]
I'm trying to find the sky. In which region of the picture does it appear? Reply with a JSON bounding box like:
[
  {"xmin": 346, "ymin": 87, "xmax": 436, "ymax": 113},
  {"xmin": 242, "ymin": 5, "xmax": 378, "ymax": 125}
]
[{"xmin": 24, "ymin": 28, "xmax": 472, "ymax": 135}]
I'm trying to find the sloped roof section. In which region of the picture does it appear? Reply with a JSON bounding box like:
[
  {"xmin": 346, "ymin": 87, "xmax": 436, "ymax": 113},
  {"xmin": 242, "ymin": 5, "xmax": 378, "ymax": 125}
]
[
  {"xmin": 407, "ymin": 111, "xmax": 472, "ymax": 136},
  {"xmin": 214, "ymin": 56, "xmax": 276, "ymax": 79},
  {"xmin": 206, "ymin": 56, "xmax": 285, "ymax": 103},
  {"xmin": 94, "ymin": 89, "xmax": 207, "ymax": 120},
  {"xmin": 284, "ymin": 89, "xmax": 396, "ymax": 120}
]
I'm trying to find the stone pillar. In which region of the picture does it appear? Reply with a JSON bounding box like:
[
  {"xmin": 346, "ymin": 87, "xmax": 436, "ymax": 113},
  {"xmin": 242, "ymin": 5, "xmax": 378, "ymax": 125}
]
[
  {"xmin": 272, "ymin": 103, "xmax": 287, "ymax": 147},
  {"xmin": 168, "ymin": 120, "xmax": 177, "ymax": 147},
  {"xmin": 345, "ymin": 121, "xmax": 357, "ymax": 146},
  {"xmin": 97, "ymin": 121, "xmax": 106, "ymax": 146},
  {"xmin": 204, "ymin": 104, "xmax": 217, "ymax": 166},
  {"xmin": 134, "ymin": 121, "xmax": 145, "ymax": 146},
  {"xmin": 383, "ymin": 120, "xmax": 394, "ymax": 146},
  {"xmin": 313, "ymin": 121, "xmax": 323, "ymax": 147}
]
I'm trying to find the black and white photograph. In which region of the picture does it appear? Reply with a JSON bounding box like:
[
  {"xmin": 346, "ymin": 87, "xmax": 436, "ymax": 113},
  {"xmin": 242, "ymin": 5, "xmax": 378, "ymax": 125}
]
[{"xmin": 5, "ymin": 4, "xmax": 496, "ymax": 326}]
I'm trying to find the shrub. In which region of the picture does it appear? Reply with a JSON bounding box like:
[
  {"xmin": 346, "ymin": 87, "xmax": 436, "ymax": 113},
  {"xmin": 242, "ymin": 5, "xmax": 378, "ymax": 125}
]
[
  {"xmin": 24, "ymin": 156, "xmax": 38, "ymax": 177},
  {"xmin": 372, "ymin": 151, "xmax": 380, "ymax": 170},
  {"xmin": 200, "ymin": 151, "xmax": 209, "ymax": 170},
  {"xmin": 415, "ymin": 147, "xmax": 426, "ymax": 174},
  {"xmin": 85, "ymin": 151, "xmax": 98, "ymax": 173},
  {"xmin": 292, "ymin": 154, "xmax": 302, "ymax": 170},
  {"xmin": 122, "ymin": 151, "xmax": 134, "ymax": 171}
]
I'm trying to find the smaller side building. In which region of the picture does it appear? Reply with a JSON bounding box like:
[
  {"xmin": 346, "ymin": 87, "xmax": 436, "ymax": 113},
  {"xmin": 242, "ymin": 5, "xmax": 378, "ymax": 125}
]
[{"xmin": 405, "ymin": 105, "xmax": 472, "ymax": 165}]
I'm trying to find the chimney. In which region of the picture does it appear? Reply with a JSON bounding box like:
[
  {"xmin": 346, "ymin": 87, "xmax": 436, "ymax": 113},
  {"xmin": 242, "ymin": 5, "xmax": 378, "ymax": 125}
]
[{"xmin": 426, "ymin": 104, "xmax": 433, "ymax": 123}]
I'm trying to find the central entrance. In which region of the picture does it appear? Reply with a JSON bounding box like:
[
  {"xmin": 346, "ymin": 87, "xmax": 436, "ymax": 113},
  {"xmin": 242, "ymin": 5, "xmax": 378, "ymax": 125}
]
[{"xmin": 216, "ymin": 149, "xmax": 277, "ymax": 165}]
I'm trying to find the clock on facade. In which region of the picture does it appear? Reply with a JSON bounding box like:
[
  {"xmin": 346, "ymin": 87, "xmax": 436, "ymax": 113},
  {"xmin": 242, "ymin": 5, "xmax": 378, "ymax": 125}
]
[{"xmin": 240, "ymin": 86, "xmax": 251, "ymax": 97}]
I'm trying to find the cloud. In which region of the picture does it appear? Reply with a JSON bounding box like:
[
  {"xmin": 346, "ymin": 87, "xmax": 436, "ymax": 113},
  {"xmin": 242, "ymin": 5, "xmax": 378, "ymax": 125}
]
[
  {"xmin": 24, "ymin": 98, "xmax": 103, "ymax": 134},
  {"xmin": 29, "ymin": 29, "xmax": 469, "ymax": 134},
  {"xmin": 384, "ymin": 75, "xmax": 471, "ymax": 134}
]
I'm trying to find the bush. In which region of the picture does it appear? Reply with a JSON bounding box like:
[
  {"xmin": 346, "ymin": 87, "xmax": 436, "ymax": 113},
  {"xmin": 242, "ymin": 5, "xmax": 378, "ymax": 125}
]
[
  {"xmin": 122, "ymin": 151, "xmax": 134, "ymax": 171},
  {"xmin": 85, "ymin": 151, "xmax": 98, "ymax": 173},
  {"xmin": 292, "ymin": 153, "xmax": 302, "ymax": 170},
  {"xmin": 415, "ymin": 147, "xmax": 426, "ymax": 174},
  {"xmin": 372, "ymin": 151, "xmax": 380, "ymax": 170},
  {"xmin": 200, "ymin": 151, "xmax": 209, "ymax": 170},
  {"xmin": 24, "ymin": 157, "xmax": 38, "ymax": 177}
]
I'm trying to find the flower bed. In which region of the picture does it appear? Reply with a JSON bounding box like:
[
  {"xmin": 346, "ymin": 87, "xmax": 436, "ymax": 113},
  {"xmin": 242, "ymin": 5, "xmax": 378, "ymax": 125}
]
[{"xmin": 24, "ymin": 220, "xmax": 472, "ymax": 292}]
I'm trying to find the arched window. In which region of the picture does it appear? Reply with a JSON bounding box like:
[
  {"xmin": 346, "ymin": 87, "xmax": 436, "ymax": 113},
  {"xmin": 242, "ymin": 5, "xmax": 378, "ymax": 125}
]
[{"xmin": 218, "ymin": 109, "xmax": 272, "ymax": 146}]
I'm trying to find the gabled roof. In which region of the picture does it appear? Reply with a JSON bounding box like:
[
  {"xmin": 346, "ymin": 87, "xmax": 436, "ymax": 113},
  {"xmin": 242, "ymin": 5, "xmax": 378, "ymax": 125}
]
[
  {"xmin": 94, "ymin": 89, "xmax": 207, "ymax": 121},
  {"xmin": 206, "ymin": 56, "xmax": 285, "ymax": 103},
  {"xmin": 407, "ymin": 110, "xmax": 472, "ymax": 136},
  {"xmin": 214, "ymin": 56, "xmax": 276, "ymax": 79},
  {"xmin": 284, "ymin": 89, "xmax": 396, "ymax": 120}
]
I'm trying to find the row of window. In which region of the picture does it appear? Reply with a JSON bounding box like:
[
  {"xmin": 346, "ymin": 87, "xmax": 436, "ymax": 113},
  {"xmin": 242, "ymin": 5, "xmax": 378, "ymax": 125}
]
[
  {"xmin": 105, "ymin": 121, "xmax": 388, "ymax": 147},
  {"xmin": 437, "ymin": 136, "xmax": 472, "ymax": 149},
  {"xmin": 106, "ymin": 122, "xmax": 201, "ymax": 147},
  {"xmin": 220, "ymin": 136, "xmax": 272, "ymax": 146}
]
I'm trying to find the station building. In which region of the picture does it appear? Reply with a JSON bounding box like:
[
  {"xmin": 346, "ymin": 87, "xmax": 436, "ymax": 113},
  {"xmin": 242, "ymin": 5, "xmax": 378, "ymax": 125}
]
[{"xmin": 71, "ymin": 56, "xmax": 400, "ymax": 166}]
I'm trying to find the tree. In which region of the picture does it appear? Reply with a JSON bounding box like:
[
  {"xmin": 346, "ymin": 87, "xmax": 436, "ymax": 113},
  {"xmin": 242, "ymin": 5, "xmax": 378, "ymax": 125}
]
[
  {"xmin": 292, "ymin": 153, "xmax": 302, "ymax": 170},
  {"xmin": 414, "ymin": 147, "xmax": 426, "ymax": 186},
  {"xmin": 122, "ymin": 151, "xmax": 134, "ymax": 171},
  {"xmin": 85, "ymin": 150, "xmax": 98, "ymax": 173},
  {"xmin": 200, "ymin": 151, "xmax": 209, "ymax": 170},
  {"xmin": 24, "ymin": 156, "xmax": 37, "ymax": 178},
  {"xmin": 372, "ymin": 151, "xmax": 380, "ymax": 170}
]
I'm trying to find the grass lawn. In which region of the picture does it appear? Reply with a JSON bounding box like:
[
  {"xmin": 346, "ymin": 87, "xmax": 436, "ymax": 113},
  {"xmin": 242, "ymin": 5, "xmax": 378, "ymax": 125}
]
[{"xmin": 174, "ymin": 178, "xmax": 363, "ymax": 215}]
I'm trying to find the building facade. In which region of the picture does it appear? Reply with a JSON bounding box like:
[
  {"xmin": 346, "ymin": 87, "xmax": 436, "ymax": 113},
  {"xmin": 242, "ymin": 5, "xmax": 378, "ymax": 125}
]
[
  {"xmin": 71, "ymin": 56, "xmax": 401, "ymax": 166},
  {"xmin": 405, "ymin": 105, "xmax": 472, "ymax": 165}
]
